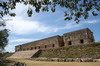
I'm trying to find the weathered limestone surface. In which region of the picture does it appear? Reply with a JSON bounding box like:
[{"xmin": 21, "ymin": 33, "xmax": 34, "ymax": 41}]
[
  {"xmin": 63, "ymin": 28, "xmax": 94, "ymax": 46},
  {"xmin": 15, "ymin": 36, "xmax": 64, "ymax": 52},
  {"xmin": 15, "ymin": 28, "xmax": 94, "ymax": 52},
  {"xmin": 9, "ymin": 50, "xmax": 40, "ymax": 58}
]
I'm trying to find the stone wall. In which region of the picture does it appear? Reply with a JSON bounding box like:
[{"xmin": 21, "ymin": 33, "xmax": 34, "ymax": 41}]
[
  {"xmin": 63, "ymin": 28, "xmax": 94, "ymax": 46},
  {"xmin": 31, "ymin": 58, "xmax": 96, "ymax": 62},
  {"xmin": 15, "ymin": 35, "xmax": 64, "ymax": 52},
  {"xmin": 15, "ymin": 28, "xmax": 94, "ymax": 52}
]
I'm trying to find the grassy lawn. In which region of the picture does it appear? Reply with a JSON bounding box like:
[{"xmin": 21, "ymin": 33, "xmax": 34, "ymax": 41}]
[
  {"xmin": 39, "ymin": 44, "xmax": 100, "ymax": 58},
  {"xmin": 7, "ymin": 58, "xmax": 100, "ymax": 66}
]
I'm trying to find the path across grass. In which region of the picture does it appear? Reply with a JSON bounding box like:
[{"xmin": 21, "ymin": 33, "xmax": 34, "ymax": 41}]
[{"xmin": 8, "ymin": 58, "xmax": 100, "ymax": 66}]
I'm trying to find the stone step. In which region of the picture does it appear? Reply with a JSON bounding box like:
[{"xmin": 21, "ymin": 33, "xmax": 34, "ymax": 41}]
[{"xmin": 9, "ymin": 50, "xmax": 41, "ymax": 58}]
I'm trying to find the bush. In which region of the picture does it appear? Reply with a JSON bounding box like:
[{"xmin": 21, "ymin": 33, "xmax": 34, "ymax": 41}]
[
  {"xmin": 92, "ymin": 41, "xmax": 100, "ymax": 44},
  {"xmin": 0, "ymin": 61, "xmax": 6, "ymax": 66}
]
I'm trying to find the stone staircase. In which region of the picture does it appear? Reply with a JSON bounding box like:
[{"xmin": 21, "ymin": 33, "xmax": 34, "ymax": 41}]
[{"xmin": 9, "ymin": 50, "xmax": 41, "ymax": 59}]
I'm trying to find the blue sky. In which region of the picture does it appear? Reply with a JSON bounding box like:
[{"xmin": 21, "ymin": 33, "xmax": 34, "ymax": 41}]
[{"xmin": 2, "ymin": 3, "xmax": 100, "ymax": 52}]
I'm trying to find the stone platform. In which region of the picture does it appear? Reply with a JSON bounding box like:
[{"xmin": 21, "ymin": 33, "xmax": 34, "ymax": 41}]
[{"xmin": 9, "ymin": 50, "xmax": 41, "ymax": 58}]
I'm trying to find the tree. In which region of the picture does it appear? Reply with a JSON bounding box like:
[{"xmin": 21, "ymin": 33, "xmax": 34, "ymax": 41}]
[
  {"xmin": 0, "ymin": 17, "xmax": 9, "ymax": 65},
  {"xmin": 0, "ymin": 0, "xmax": 100, "ymax": 23},
  {"xmin": 0, "ymin": 29, "xmax": 9, "ymax": 53},
  {"xmin": 0, "ymin": 17, "xmax": 9, "ymax": 53}
]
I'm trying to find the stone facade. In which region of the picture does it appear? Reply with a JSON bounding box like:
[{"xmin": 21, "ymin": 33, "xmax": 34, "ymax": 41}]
[
  {"xmin": 15, "ymin": 28, "xmax": 94, "ymax": 52},
  {"xmin": 63, "ymin": 28, "xmax": 94, "ymax": 46}
]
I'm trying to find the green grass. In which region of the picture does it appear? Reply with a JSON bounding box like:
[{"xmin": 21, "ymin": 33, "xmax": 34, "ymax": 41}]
[
  {"xmin": 92, "ymin": 41, "xmax": 100, "ymax": 44},
  {"xmin": 39, "ymin": 44, "xmax": 100, "ymax": 58}
]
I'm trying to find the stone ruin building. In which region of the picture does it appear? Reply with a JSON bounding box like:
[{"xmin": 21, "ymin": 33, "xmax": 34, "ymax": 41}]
[{"xmin": 15, "ymin": 28, "xmax": 94, "ymax": 52}]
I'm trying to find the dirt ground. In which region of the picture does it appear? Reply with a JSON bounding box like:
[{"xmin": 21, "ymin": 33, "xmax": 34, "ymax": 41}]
[{"xmin": 8, "ymin": 58, "xmax": 100, "ymax": 66}]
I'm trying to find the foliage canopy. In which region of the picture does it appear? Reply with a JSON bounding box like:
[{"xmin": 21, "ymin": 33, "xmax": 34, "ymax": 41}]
[{"xmin": 0, "ymin": 0, "xmax": 100, "ymax": 23}]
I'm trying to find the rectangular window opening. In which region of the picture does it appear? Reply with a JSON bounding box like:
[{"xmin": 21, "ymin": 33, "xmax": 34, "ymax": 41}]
[
  {"xmin": 27, "ymin": 48, "xmax": 29, "ymax": 50},
  {"xmin": 45, "ymin": 45, "xmax": 47, "ymax": 48},
  {"xmin": 39, "ymin": 46, "xmax": 40, "ymax": 49},
  {"xmin": 80, "ymin": 39, "xmax": 84, "ymax": 43},
  {"xmin": 68, "ymin": 41, "xmax": 72, "ymax": 45},
  {"xmin": 31, "ymin": 47, "xmax": 33, "ymax": 50},
  {"xmin": 53, "ymin": 44, "xmax": 55, "ymax": 47},
  {"xmin": 35, "ymin": 47, "xmax": 36, "ymax": 49}
]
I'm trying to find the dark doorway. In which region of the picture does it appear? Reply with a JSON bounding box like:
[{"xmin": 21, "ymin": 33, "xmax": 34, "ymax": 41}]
[
  {"xmin": 53, "ymin": 44, "xmax": 55, "ymax": 47},
  {"xmin": 27, "ymin": 48, "xmax": 29, "ymax": 50},
  {"xmin": 80, "ymin": 39, "xmax": 84, "ymax": 43},
  {"xmin": 31, "ymin": 47, "xmax": 33, "ymax": 50},
  {"xmin": 45, "ymin": 45, "xmax": 47, "ymax": 48},
  {"xmin": 35, "ymin": 47, "xmax": 36, "ymax": 49},
  {"xmin": 68, "ymin": 41, "xmax": 72, "ymax": 45},
  {"xmin": 38, "ymin": 46, "xmax": 40, "ymax": 49},
  {"xmin": 23, "ymin": 49, "xmax": 25, "ymax": 51}
]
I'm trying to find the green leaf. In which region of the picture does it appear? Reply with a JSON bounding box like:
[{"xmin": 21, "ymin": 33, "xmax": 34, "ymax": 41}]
[
  {"xmin": 51, "ymin": 7, "xmax": 55, "ymax": 12},
  {"xmin": 92, "ymin": 11, "xmax": 98, "ymax": 16},
  {"xmin": 9, "ymin": 13, "xmax": 16, "ymax": 16},
  {"xmin": 27, "ymin": 8, "xmax": 33, "ymax": 17}
]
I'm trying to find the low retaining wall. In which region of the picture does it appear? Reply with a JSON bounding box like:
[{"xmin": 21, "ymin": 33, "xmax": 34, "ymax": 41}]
[
  {"xmin": 31, "ymin": 58, "xmax": 100, "ymax": 62},
  {"xmin": 10, "ymin": 62, "xmax": 26, "ymax": 66}
]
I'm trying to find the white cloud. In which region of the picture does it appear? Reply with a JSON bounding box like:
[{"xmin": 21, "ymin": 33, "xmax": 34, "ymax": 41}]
[
  {"xmin": 5, "ymin": 43, "xmax": 19, "ymax": 52},
  {"xmin": 9, "ymin": 3, "xmax": 29, "ymax": 16},
  {"xmin": 3, "ymin": 3, "xmax": 82, "ymax": 35},
  {"xmin": 82, "ymin": 20, "xmax": 100, "ymax": 24},
  {"xmin": 5, "ymin": 16, "xmax": 81, "ymax": 35},
  {"xmin": 49, "ymin": 22, "xmax": 81, "ymax": 33},
  {"xmin": 62, "ymin": 22, "xmax": 81, "ymax": 29},
  {"xmin": 84, "ymin": 20, "xmax": 100, "ymax": 24},
  {"xmin": 9, "ymin": 38, "xmax": 37, "ymax": 43},
  {"xmin": 4, "ymin": 3, "xmax": 51, "ymax": 35},
  {"xmin": 5, "ymin": 17, "xmax": 50, "ymax": 35}
]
